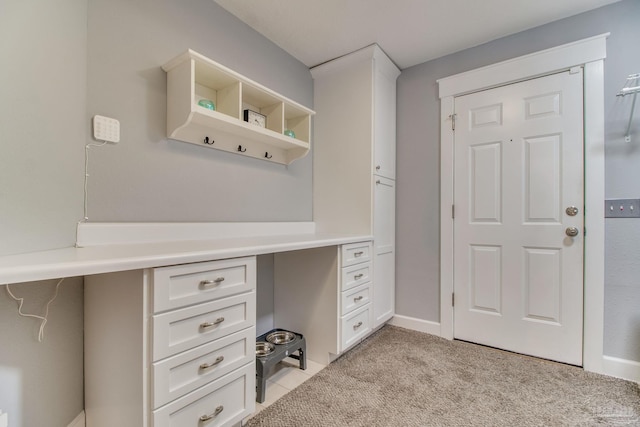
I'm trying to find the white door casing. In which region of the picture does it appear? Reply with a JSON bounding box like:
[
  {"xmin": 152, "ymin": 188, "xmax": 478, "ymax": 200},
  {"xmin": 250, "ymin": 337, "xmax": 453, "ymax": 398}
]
[
  {"xmin": 438, "ymin": 34, "xmax": 607, "ymax": 375},
  {"xmin": 453, "ymin": 70, "xmax": 584, "ymax": 365}
]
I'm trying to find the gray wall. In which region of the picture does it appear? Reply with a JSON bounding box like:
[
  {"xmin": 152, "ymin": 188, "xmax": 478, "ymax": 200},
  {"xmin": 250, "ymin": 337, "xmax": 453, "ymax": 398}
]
[
  {"xmin": 86, "ymin": 0, "xmax": 313, "ymax": 222},
  {"xmin": 0, "ymin": 278, "xmax": 84, "ymax": 427},
  {"xmin": 0, "ymin": 0, "xmax": 86, "ymax": 257},
  {"xmin": 0, "ymin": 1, "xmax": 87, "ymax": 426},
  {"xmin": 396, "ymin": 0, "xmax": 640, "ymax": 362},
  {"xmin": 0, "ymin": 0, "xmax": 312, "ymax": 425}
]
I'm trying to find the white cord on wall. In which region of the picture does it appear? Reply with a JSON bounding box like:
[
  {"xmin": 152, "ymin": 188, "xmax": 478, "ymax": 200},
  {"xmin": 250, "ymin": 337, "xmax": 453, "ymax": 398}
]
[{"xmin": 5, "ymin": 278, "xmax": 65, "ymax": 342}]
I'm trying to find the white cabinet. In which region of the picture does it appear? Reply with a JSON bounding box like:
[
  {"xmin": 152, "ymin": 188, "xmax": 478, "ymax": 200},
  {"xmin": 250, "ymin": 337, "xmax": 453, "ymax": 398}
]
[
  {"xmin": 273, "ymin": 241, "xmax": 373, "ymax": 364},
  {"xmin": 312, "ymin": 44, "xmax": 399, "ymax": 330},
  {"xmin": 374, "ymin": 176, "xmax": 395, "ymax": 253},
  {"xmin": 374, "ymin": 176, "xmax": 396, "ymax": 325},
  {"xmin": 162, "ymin": 50, "xmax": 314, "ymax": 165},
  {"xmin": 338, "ymin": 242, "xmax": 373, "ymax": 350},
  {"xmin": 374, "ymin": 57, "xmax": 398, "ymax": 180},
  {"xmin": 84, "ymin": 257, "xmax": 256, "ymax": 427}
]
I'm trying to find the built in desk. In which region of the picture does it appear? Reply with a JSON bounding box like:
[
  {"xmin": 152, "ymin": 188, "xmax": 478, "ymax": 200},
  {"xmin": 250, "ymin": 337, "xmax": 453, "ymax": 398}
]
[{"xmin": 0, "ymin": 222, "xmax": 373, "ymax": 427}]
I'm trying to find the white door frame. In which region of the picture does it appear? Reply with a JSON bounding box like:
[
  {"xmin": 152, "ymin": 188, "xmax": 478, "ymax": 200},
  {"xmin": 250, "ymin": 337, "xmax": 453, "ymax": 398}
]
[{"xmin": 438, "ymin": 34, "xmax": 608, "ymax": 375}]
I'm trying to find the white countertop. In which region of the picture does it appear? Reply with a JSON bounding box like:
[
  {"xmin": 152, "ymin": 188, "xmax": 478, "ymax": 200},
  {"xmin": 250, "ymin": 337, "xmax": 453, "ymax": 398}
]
[{"xmin": 0, "ymin": 231, "xmax": 371, "ymax": 284}]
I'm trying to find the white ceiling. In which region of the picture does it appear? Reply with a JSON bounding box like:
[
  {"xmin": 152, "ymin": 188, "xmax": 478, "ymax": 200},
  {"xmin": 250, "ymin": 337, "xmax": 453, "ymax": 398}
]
[{"xmin": 214, "ymin": 0, "xmax": 621, "ymax": 70}]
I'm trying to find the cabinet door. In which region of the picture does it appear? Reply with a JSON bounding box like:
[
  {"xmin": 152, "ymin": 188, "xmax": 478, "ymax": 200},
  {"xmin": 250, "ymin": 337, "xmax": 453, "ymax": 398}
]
[
  {"xmin": 373, "ymin": 176, "xmax": 395, "ymax": 327},
  {"xmin": 374, "ymin": 250, "xmax": 395, "ymax": 327},
  {"xmin": 373, "ymin": 59, "xmax": 397, "ymax": 180},
  {"xmin": 374, "ymin": 176, "xmax": 395, "ymax": 254}
]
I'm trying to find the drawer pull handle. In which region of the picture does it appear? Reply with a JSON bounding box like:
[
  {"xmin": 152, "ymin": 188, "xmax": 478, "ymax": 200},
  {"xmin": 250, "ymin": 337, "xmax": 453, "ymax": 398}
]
[
  {"xmin": 199, "ymin": 356, "xmax": 224, "ymax": 370},
  {"xmin": 354, "ymin": 251, "xmax": 364, "ymax": 257},
  {"xmin": 354, "ymin": 273, "xmax": 364, "ymax": 280},
  {"xmin": 200, "ymin": 277, "xmax": 225, "ymax": 287},
  {"xmin": 353, "ymin": 321, "xmax": 363, "ymax": 330},
  {"xmin": 199, "ymin": 405, "xmax": 224, "ymax": 422},
  {"xmin": 200, "ymin": 317, "xmax": 225, "ymax": 329},
  {"xmin": 354, "ymin": 296, "xmax": 364, "ymax": 302}
]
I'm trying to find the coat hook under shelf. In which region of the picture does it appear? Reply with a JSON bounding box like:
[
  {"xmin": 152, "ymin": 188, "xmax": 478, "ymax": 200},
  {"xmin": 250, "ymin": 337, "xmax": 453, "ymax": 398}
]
[
  {"xmin": 203, "ymin": 136, "xmax": 214, "ymax": 145},
  {"xmin": 265, "ymin": 152, "xmax": 272, "ymax": 159},
  {"xmin": 238, "ymin": 145, "xmax": 247, "ymax": 152}
]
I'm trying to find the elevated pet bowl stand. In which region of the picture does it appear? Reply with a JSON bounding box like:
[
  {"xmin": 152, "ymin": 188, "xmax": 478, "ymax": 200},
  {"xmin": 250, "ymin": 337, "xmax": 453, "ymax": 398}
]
[{"xmin": 255, "ymin": 328, "xmax": 307, "ymax": 403}]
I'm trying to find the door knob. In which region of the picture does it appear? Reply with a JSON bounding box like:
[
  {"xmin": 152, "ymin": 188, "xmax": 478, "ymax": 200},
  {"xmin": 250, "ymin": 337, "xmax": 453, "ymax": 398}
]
[
  {"xmin": 565, "ymin": 206, "xmax": 579, "ymax": 216},
  {"xmin": 565, "ymin": 227, "xmax": 579, "ymax": 237}
]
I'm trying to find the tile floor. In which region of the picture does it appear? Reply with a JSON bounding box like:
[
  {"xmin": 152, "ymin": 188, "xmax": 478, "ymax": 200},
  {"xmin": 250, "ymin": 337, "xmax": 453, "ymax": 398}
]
[{"xmin": 249, "ymin": 356, "xmax": 326, "ymax": 418}]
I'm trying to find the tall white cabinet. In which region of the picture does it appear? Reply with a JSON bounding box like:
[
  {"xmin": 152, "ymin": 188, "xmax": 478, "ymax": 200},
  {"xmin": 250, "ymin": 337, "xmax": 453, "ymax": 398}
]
[{"xmin": 311, "ymin": 44, "xmax": 400, "ymax": 329}]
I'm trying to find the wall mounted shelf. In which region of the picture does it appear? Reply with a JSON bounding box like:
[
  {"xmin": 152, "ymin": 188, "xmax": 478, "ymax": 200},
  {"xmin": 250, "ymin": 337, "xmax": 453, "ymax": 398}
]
[{"xmin": 162, "ymin": 50, "xmax": 314, "ymax": 164}]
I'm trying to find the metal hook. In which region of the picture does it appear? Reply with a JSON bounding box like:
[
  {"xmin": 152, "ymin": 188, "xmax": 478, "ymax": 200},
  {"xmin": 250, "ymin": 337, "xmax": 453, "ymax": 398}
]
[
  {"xmin": 203, "ymin": 136, "xmax": 214, "ymax": 145},
  {"xmin": 237, "ymin": 145, "xmax": 247, "ymax": 153},
  {"xmin": 265, "ymin": 152, "xmax": 273, "ymax": 159}
]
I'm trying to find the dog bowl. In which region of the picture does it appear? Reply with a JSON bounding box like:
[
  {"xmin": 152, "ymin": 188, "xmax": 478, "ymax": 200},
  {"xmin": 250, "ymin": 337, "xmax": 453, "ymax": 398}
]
[
  {"xmin": 266, "ymin": 330, "xmax": 296, "ymax": 345},
  {"xmin": 256, "ymin": 341, "xmax": 275, "ymax": 357}
]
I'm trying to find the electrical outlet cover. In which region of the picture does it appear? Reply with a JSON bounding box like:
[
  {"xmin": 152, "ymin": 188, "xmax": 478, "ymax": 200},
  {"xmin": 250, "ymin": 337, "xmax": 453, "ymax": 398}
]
[{"xmin": 604, "ymin": 199, "xmax": 640, "ymax": 218}]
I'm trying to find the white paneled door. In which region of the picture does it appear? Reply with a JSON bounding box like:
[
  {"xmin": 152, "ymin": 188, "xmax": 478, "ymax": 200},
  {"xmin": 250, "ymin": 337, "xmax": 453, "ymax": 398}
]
[{"xmin": 453, "ymin": 70, "xmax": 584, "ymax": 365}]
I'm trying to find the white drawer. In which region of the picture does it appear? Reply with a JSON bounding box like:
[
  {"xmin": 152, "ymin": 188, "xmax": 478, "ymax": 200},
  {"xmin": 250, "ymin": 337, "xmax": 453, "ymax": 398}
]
[
  {"xmin": 153, "ymin": 293, "xmax": 256, "ymax": 361},
  {"xmin": 341, "ymin": 282, "xmax": 371, "ymax": 316},
  {"xmin": 152, "ymin": 327, "xmax": 255, "ymax": 409},
  {"xmin": 153, "ymin": 363, "xmax": 254, "ymax": 427},
  {"xmin": 341, "ymin": 241, "xmax": 372, "ymax": 267},
  {"xmin": 152, "ymin": 257, "xmax": 256, "ymax": 313},
  {"xmin": 341, "ymin": 304, "xmax": 371, "ymax": 352},
  {"xmin": 341, "ymin": 262, "xmax": 371, "ymax": 291}
]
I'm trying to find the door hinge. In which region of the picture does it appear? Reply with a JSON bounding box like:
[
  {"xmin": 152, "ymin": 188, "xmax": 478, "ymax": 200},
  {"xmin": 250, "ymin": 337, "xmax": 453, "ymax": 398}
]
[
  {"xmin": 452, "ymin": 204, "xmax": 455, "ymax": 219},
  {"xmin": 449, "ymin": 113, "xmax": 457, "ymax": 131},
  {"xmin": 452, "ymin": 293, "xmax": 455, "ymax": 307}
]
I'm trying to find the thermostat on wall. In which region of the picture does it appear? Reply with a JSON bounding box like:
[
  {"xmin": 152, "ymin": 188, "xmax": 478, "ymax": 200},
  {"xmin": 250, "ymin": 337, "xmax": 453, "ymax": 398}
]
[{"xmin": 93, "ymin": 115, "xmax": 120, "ymax": 143}]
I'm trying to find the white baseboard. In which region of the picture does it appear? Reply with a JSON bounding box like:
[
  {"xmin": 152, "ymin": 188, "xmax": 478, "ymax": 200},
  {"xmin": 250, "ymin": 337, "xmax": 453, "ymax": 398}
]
[
  {"xmin": 68, "ymin": 411, "xmax": 85, "ymax": 427},
  {"xmin": 601, "ymin": 355, "xmax": 640, "ymax": 383},
  {"xmin": 389, "ymin": 314, "xmax": 441, "ymax": 336}
]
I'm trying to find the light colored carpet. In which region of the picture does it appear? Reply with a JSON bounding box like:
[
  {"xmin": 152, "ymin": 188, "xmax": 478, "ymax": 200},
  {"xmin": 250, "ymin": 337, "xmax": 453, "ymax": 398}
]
[{"xmin": 246, "ymin": 326, "xmax": 640, "ymax": 426}]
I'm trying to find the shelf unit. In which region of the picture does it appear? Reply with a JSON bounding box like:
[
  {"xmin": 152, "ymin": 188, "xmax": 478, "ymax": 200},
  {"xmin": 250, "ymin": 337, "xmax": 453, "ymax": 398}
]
[{"xmin": 162, "ymin": 50, "xmax": 314, "ymax": 165}]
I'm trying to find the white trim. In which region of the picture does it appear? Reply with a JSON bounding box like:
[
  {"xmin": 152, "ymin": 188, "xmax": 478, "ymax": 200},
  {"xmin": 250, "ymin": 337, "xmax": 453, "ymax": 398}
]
[
  {"xmin": 389, "ymin": 314, "xmax": 441, "ymax": 336},
  {"xmin": 438, "ymin": 33, "xmax": 609, "ymax": 98},
  {"xmin": 582, "ymin": 60, "xmax": 606, "ymax": 375},
  {"xmin": 439, "ymin": 35, "xmax": 607, "ymax": 375},
  {"xmin": 602, "ymin": 356, "xmax": 640, "ymax": 383},
  {"xmin": 440, "ymin": 96, "xmax": 455, "ymax": 341},
  {"xmin": 67, "ymin": 411, "xmax": 85, "ymax": 427},
  {"xmin": 76, "ymin": 222, "xmax": 316, "ymax": 247}
]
